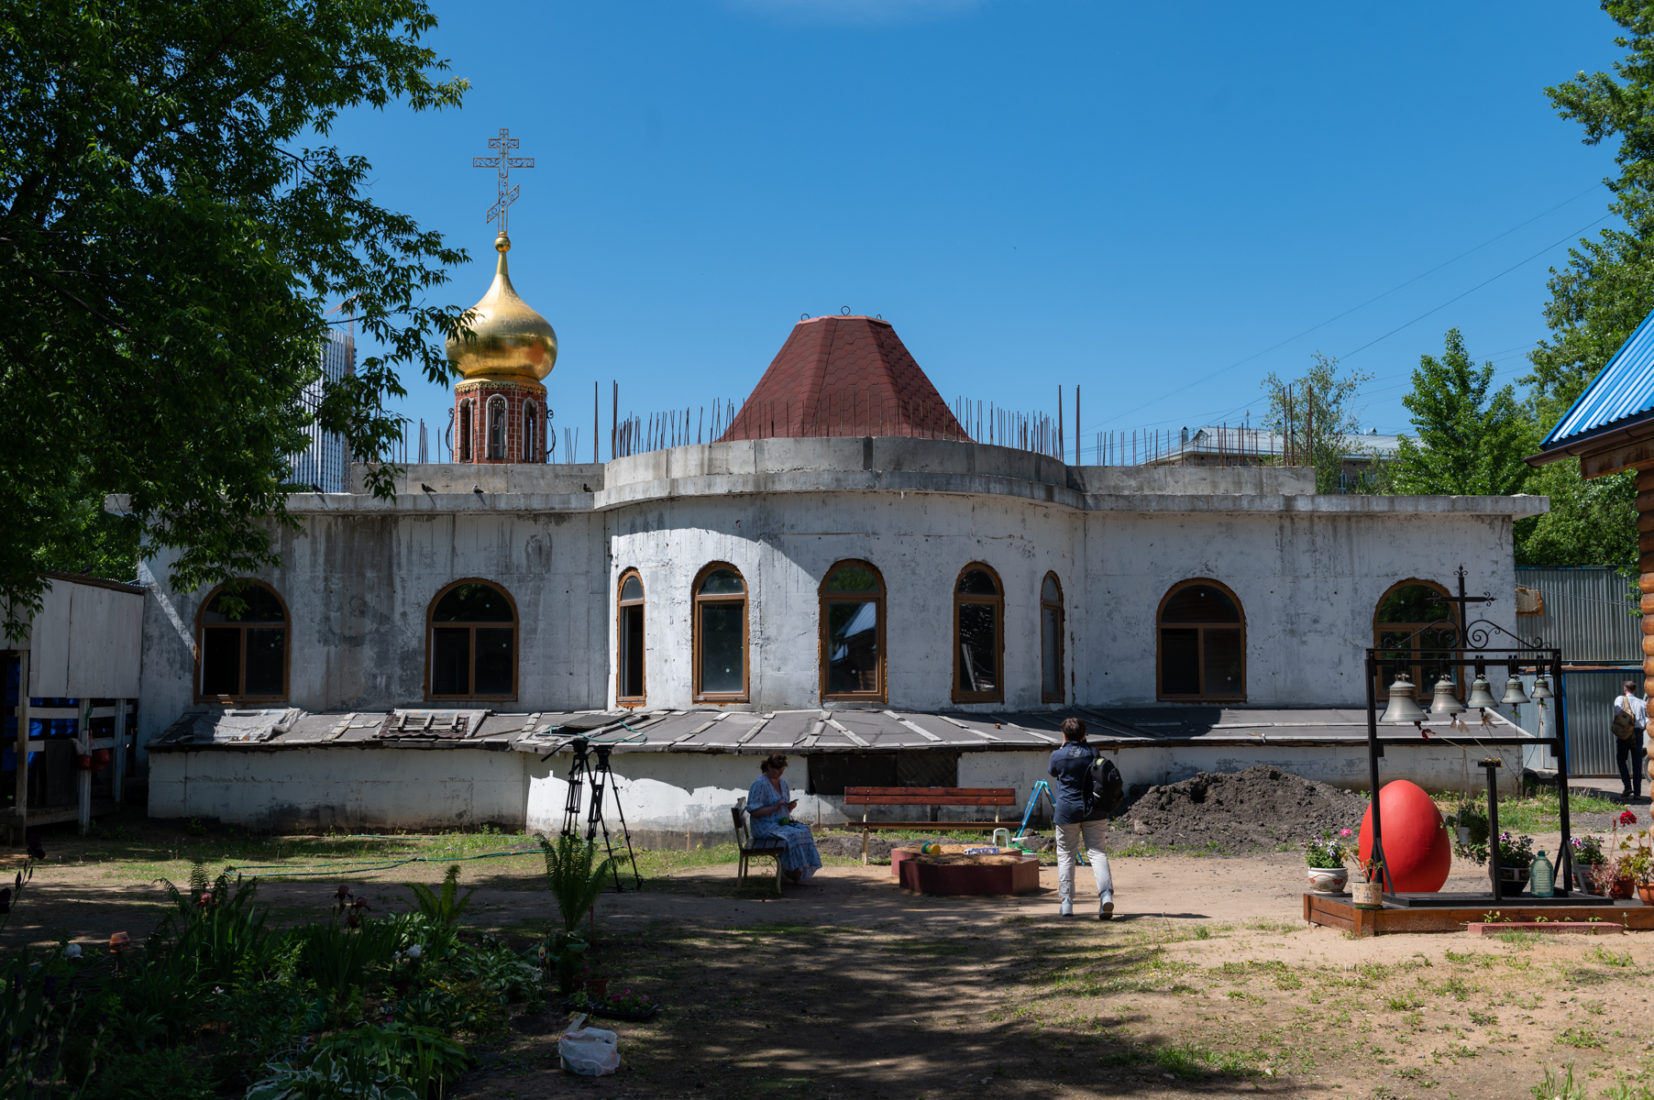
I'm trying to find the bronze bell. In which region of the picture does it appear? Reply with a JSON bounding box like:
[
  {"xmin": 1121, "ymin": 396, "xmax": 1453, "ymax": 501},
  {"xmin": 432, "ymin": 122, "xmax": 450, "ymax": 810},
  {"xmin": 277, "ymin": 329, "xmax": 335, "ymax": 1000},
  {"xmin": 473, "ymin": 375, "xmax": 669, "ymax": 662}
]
[
  {"xmin": 1380, "ymin": 672, "xmax": 1427, "ymax": 724},
  {"xmin": 1500, "ymin": 675, "xmax": 1531, "ymax": 706},
  {"xmin": 1465, "ymin": 674, "xmax": 1500, "ymax": 709},
  {"xmin": 1428, "ymin": 675, "xmax": 1462, "ymax": 717},
  {"xmin": 1530, "ymin": 673, "xmax": 1554, "ymax": 703}
]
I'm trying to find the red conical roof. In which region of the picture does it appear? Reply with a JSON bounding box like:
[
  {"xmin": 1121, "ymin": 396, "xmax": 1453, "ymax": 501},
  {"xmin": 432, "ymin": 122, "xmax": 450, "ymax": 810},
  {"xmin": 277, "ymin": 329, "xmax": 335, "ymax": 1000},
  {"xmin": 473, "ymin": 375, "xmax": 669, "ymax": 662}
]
[{"xmin": 719, "ymin": 315, "xmax": 969, "ymax": 443}]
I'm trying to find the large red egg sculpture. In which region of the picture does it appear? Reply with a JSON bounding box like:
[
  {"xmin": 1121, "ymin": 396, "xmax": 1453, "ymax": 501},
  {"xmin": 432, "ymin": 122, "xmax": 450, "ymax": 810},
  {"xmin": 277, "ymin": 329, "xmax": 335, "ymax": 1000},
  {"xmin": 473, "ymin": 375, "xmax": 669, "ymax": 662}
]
[{"xmin": 1357, "ymin": 780, "xmax": 1451, "ymax": 893}]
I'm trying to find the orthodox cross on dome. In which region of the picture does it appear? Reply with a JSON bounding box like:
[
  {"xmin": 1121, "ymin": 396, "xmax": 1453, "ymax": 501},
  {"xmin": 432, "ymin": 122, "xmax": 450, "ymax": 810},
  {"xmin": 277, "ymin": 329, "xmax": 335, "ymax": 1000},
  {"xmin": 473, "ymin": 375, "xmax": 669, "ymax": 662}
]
[{"xmin": 472, "ymin": 127, "xmax": 534, "ymax": 236}]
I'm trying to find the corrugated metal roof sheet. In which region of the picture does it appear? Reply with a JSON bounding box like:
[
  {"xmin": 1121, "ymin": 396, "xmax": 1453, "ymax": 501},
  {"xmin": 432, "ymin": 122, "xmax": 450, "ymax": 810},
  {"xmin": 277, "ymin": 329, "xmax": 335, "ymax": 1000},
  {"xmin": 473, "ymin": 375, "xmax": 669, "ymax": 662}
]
[
  {"xmin": 1541, "ymin": 307, "xmax": 1654, "ymax": 448},
  {"xmin": 150, "ymin": 704, "xmax": 1533, "ymax": 752},
  {"xmin": 1513, "ymin": 567, "xmax": 1641, "ymax": 663}
]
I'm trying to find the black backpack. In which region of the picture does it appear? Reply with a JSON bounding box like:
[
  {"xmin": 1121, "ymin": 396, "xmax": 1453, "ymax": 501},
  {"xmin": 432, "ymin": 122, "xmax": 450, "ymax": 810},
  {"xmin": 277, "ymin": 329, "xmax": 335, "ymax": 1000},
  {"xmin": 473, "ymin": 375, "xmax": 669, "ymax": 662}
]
[{"xmin": 1086, "ymin": 754, "xmax": 1124, "ymax": 816}]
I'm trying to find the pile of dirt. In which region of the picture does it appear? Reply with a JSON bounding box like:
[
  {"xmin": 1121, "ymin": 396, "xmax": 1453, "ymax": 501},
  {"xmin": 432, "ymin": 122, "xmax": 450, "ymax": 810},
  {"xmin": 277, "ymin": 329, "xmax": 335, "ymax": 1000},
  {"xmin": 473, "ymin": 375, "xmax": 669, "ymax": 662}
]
[{"xmin": 1118, "ymin": 766, "xmax": 1370, "ymax": 854}]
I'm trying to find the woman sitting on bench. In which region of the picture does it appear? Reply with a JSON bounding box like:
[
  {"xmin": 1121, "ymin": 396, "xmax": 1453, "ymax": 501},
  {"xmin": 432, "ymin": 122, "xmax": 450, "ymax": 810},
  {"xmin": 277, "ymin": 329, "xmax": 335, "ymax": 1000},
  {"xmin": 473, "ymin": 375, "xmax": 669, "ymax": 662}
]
[{"xmin": 747, "ymin": 754, "xmax": 821, "ymax": 884}]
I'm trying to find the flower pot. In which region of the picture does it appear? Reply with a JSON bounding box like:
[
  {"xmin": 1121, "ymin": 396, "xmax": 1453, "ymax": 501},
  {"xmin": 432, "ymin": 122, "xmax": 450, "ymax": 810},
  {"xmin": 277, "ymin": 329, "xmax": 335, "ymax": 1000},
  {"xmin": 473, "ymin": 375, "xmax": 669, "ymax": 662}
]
[
  {"xmin": 1575, "ymin": 865, "xmax": 1606, "ymax": 895},
  {"xmin": 1456, "ymin": 826, "xmax": 1472, "ymax": 845},
  {"xmin": 1306, "ymin": 867, "xmax": 1348, "ymax": 894},
  {"xmin": 1609, "ymin": 875, "xmax": 1634, "ymax": 900},
  {"xmin": 1496, "ymin": 866, "xmax": 1530, "ymax": 897},
  {"xmin": 1638, "ymin": 883, "xmax": 1654, "ymax": 907},
  {"xmin": 1350, "ymin": 881, "xmax": 1384, "ymax": 909}
]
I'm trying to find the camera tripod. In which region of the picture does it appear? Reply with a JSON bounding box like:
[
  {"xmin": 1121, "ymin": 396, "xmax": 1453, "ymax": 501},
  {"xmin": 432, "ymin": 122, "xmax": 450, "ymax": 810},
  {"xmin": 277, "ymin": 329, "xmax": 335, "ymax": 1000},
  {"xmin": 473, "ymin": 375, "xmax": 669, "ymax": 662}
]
[{"xmin": 557, "ymin": 737, "xmax": 641, "ymax": 891}]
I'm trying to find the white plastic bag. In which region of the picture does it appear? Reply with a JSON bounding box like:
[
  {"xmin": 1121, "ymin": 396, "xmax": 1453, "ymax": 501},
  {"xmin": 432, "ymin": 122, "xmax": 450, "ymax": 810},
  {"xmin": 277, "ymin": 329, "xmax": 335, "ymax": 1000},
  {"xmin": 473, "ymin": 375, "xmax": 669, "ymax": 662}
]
[{"xmin": 559, "ymin": 1013, "xmax": 620, "ymax": 1076}]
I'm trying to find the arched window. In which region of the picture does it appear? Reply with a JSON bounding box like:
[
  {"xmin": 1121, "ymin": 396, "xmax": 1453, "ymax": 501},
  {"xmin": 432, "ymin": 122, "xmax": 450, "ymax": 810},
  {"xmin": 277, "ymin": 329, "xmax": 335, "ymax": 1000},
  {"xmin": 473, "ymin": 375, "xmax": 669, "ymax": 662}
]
[
  {"xmin": 458, "ymin": 399, "xmax": 474, "ymax": 462},
  {"xmin": 820, "ymin": 560, "xmax": 885, "ymax": 701},
  {"xmin": 197, "ymin": 581, "xmax": 288, "ymax": 702},
  {"xmin": 617, "ymin": 570, "xmax": 645, "ymax": 704},
  {"xmin": 1374, "ymin": 580, "xmax": 1457, "ymax": 699},
  {"xmin": 953, "ymin": 563, "xmax": 1004, "ymax": 703},
  {"xmin": 524, "ymin": 401, "xmax": 539, "ymax": 463},
  {"xmin": 1157, "ymin": 580, "xmax": 1245, "ymax": 701},
  {"xmin": 693, "ymin": 563, "xmax": 748, "ymax": 702},
  {"xmin": 427, "ymin": 580, "xmax": 517, "ymax": 699},
  {"xmin": 486, "ymin": 395, "xmax": 507, "ymax": 460},
  {"xmin": 1041, "ymin": 572, "xmax": 1064, "ymax": 703}
]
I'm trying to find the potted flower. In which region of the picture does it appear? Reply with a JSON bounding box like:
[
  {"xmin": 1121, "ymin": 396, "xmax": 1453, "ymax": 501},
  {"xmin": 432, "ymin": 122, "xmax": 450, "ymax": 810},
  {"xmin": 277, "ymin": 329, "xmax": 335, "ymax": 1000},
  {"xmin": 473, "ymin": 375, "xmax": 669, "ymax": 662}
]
[
  {"xmin": 1570, "ymin": 835, "xmax": 1608, "ymax": 894},
  {"xmin": 1449, "ymin": 799, "xmax": 1491, "ymax": 865},
  {"xmin": 1618, "ymin": 828, "xmax": 1654, "ymax": 904},
  {"xmin": 1602, "ymin": 810, "xmax": 1640, "ymax": 898},
  {"xmin": 1351, "ymin": 854, "xmax": 1385, "ymax": 908},
  {"xmin": 599, "ymin": 987, "xmax": 658, "ymax": 1022},
  {"xmin": 1303, "ymin": 829, "xmax": 1353, "ymax": 894},
  {"xmin": 1494, "ymin": 832, "xmax": 1535, "ymax": 896},
  {"xmin": 1446, "ymin": 798, "xmax": 1489, "ymax": 849}
]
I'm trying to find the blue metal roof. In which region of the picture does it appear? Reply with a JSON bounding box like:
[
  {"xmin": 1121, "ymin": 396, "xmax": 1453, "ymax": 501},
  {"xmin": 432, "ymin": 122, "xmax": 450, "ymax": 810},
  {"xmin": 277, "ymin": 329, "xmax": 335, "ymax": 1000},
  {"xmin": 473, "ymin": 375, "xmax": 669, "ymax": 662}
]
[{"xmin": 1541, "ymin": 306, "xmax": 1654, "ymax": 450}]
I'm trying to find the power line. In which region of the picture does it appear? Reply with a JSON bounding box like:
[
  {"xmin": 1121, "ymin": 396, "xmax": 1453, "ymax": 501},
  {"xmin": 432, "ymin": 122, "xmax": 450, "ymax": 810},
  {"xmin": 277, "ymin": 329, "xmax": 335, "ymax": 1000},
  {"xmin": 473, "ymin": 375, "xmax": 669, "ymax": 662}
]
[
  {"xmin": 1094, "ymin": 185, "xmax": 1612, "ymax": 430},
  {"xmin": 1338, "ymin": 212, "xmax": 1616, "ymax": 362}
]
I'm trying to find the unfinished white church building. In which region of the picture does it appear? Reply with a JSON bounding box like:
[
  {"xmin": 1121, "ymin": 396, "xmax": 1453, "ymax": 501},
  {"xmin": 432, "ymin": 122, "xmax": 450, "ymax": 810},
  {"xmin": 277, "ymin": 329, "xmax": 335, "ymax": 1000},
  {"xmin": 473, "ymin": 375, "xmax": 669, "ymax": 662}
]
[{"xmin": 134, "ymin": 233, "xmax": 1545, "ymax": 841}]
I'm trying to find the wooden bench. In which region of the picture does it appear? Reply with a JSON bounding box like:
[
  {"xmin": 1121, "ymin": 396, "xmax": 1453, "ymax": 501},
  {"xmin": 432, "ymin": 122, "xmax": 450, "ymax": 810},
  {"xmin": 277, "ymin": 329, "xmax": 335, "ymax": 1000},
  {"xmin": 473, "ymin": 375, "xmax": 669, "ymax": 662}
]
[
  {"xmin": 843, "ymin": 786, "xmax": 1018, "ymax": 864},
  {"xmin": 731, "ymin": 799, "xmax": 785, "ymax": 895}
]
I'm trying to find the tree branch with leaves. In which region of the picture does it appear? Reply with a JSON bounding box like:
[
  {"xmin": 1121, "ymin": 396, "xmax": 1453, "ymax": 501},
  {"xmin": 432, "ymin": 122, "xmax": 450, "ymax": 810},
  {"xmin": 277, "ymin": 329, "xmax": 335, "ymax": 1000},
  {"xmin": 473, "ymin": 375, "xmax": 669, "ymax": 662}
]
[{"xmin": 0, "ymin": 0, "xmax": 470, "ymax": 636}]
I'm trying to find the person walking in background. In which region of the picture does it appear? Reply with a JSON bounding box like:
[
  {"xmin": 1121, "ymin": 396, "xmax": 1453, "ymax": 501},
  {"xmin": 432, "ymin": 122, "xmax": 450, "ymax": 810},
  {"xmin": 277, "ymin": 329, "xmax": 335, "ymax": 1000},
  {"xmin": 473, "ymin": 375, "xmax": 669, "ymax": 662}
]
[
  {"xmin": 1613, "ymin": 681, "xmax": 1649, "ymax": 803},
  {"xmin": 1048, "ymin": 716, "xmax": 1115, "ymax": 919}
]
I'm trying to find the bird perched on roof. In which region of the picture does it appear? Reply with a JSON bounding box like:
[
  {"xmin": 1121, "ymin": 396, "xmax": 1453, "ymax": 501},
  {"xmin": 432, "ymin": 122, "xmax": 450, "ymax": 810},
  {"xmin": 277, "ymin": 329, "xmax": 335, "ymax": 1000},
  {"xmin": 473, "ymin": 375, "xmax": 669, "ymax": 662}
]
[
  {"xmin": 25, "ymin": 830, "xmax": 44, "ymax": 861},
  {"xmin": 420, "ymin": 483, "xmax": 436, "ymax": 494}
]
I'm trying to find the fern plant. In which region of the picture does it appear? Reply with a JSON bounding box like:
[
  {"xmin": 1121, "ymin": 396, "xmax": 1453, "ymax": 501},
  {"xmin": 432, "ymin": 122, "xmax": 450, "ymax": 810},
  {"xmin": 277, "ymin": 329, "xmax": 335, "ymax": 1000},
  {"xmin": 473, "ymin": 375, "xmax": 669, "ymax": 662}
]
[
  {"xmin": 540, "ymin": 834, "xmax": 615, "ymax": 936},
  {"xmin": 406, "ymin": 864, "xmax": 475, "ymax": 950}
]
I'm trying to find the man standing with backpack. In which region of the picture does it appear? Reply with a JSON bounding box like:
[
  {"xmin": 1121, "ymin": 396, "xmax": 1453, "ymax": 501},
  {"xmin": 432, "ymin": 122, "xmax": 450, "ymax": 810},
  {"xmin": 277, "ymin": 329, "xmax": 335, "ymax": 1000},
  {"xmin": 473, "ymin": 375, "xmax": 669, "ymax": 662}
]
[
  {"xmin": 1048, "ymin": 716, "xmax": 1117, "ymax": 920},
  {"xmin": 1612, "ymin": 680, "xmax": 1648, "ymax": 803}
]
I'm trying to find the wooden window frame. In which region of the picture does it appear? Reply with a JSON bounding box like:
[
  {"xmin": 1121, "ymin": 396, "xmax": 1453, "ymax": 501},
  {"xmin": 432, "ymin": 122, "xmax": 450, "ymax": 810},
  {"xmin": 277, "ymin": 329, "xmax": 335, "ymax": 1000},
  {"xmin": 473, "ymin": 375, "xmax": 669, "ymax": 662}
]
[
  {"xmin": 616, "ymin": 568, "xmax": 646, "ymax": 707},
  {"xmin": 1040, "ymin": 571, "xmax": 1065, "ymax": 704},
  {"xmin": 486, "ymin": 395, "xmax": 507, "ymax": 460},
  {"xmin": 818, "ymin": 559, "xmax": 887, "ymax": 703},
  {"xmin": 195, "ymin": 580, "xmax": 290, "ymax": 704},
  {"xmin": 1373, "ymin": 578, "xmax": 1459, "ymax": 700},
  {"xmin": 1155, "ymin": 578, "xmax": 1246, "ymax": 702},
  {"xmin": 425, "ymin": 578, "xmax": 519, "ymax": 702},
  {"xmin": 952, "ymin": 562, "xmax": 1005, "ymax": 704},
  {"xmin": 693, "ymin": 562, "xmax": 749, "ymax": 703}
]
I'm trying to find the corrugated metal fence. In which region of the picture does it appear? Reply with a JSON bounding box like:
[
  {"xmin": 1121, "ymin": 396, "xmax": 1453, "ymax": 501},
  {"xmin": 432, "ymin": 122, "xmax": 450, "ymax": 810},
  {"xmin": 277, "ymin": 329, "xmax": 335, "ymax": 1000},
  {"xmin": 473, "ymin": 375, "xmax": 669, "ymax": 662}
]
[{"xmin": 1512, "ymin": 567, "xmax": 1640, "ymax": 777}]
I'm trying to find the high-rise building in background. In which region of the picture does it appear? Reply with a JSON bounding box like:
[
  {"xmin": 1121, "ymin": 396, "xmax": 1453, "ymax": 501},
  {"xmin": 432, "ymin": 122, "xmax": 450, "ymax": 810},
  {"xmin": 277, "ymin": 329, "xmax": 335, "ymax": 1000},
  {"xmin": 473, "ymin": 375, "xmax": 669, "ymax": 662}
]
[{"xmin": 286, "ymin": 328, "xmax": 354, "ymax": 492}]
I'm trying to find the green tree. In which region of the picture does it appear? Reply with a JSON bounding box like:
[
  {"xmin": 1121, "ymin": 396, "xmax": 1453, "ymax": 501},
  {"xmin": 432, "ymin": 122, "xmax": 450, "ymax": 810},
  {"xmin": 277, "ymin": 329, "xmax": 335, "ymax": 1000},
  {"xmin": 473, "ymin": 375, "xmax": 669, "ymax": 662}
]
[
  {"xmin": 1517, "ymin": 461, "xmax": 1637, "ymax": 567},
  {"xmin": 1515, "ymin": 1, "xmax": 1654, "ymax": 569},
  {"xmin": 1261, "ymin": 353, "xmax": 1374, "ymax": 494},
  {"xmin": 0, "ymin": 0, "xmax": 469, "ymax": 635},
  {"xmin": 1391, "ymin": 329, "xmax": 1532, "ymax": 497},
  {"xmin": 1531, "ymin": 2, "xmax": 1654, "ymax": 414}
]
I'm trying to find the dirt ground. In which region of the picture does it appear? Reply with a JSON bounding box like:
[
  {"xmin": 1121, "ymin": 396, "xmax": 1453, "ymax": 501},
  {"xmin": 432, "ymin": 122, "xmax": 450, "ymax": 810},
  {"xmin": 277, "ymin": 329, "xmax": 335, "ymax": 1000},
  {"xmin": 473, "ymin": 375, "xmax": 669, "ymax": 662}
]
[
  {"xmin": 6, "ymin": 832, "xmax": 1654, "ymax": 1100},
  {"xmin": 4, "ymin": 768, "xmax": 1650, "ymax": 1100}
]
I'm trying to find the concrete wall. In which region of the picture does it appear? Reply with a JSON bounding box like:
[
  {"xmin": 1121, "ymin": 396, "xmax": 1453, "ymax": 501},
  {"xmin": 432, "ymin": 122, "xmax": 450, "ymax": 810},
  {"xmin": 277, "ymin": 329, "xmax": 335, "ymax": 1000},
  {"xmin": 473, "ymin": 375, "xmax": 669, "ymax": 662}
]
[
  {"xmin": 138, "ymin": 508, "xmax": 608, "ymax": 739},
  {"xmin": 1084, "ymin": 510, "xmax": 1520, "ymax": 707},
  {"xmin": 146, "ymin": 740, "xmax": 1529, "ymax": 840},
  {"xmin": 134, "ymin": 438, "xmax": 1542, "ymax": 746},
  {"xmin": 606, "ymin": 492, "xmax": 1076, "ymax": 711},
  {"xmin": 147, "ymin": 746, "xmax": 531, "ymax": 831}
]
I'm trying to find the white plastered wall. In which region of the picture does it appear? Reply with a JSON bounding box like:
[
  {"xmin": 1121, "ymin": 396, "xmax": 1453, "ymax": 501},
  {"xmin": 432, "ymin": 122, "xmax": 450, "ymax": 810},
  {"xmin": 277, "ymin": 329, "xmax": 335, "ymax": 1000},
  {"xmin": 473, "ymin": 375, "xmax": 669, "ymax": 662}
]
[{"xmin": 605, "ymin": 491, "xmax": 1079, "ymax": 712}]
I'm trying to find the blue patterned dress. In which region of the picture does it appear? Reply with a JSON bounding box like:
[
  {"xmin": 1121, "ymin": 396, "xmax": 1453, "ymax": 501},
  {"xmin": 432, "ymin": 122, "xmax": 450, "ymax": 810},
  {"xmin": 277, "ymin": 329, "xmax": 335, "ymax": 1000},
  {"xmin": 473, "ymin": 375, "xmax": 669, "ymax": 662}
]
[{"xmin": 747, "ymin": 775, "xmax": 821, "ymax": 880}]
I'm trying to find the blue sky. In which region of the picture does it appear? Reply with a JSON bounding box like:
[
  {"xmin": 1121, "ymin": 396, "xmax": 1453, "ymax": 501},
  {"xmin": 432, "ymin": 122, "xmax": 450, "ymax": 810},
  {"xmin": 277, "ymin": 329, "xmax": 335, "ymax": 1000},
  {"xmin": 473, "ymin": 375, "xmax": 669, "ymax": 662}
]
[{"xmin": 328, "ymin": 0, "xmax": 1626, "ymax": 463}]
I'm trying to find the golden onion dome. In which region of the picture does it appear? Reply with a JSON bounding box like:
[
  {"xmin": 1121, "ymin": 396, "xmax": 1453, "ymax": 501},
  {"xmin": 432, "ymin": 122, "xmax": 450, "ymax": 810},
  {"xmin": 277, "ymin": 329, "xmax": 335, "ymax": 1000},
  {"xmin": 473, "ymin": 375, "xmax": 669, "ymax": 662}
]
[{"xmin": 445, "ymin": 233, "xmax": 557, "ymax": 383}]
